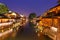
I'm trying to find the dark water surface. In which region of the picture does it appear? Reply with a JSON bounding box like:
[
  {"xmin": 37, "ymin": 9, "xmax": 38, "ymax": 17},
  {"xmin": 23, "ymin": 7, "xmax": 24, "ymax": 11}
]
[
  {"xmin": 15, "ymin": 23, "xmax": 38, "ymax": 40},
  {"xmin": 5, "ymin": 23, "xmax": 52, "ymax": 40}
]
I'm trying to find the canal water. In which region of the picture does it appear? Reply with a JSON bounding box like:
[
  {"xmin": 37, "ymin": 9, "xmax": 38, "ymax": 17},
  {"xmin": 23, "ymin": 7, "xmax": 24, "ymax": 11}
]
[
  {"xmin": 14, "ymin": 23, "xmax": 52, "ymax": 40},
  {"xmin": 15, "ymin": 23, "xmax": 38, "ymax": 40},
  {"xmin": 5, "ymin": 22, "xmax": 52, "ymax": 40}
]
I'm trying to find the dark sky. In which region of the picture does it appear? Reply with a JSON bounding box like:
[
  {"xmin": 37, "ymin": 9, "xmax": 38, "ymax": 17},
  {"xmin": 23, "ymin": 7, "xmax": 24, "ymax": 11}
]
[{"xmin": 0, "ymin": 0, "xmax": 58, "ymax": 16}]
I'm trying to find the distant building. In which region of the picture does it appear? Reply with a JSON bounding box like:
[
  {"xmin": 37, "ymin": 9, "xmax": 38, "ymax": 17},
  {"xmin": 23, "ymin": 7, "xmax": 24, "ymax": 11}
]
[{"xmin": 4, "ymin": 12, "xmax": 20, "ymax": 19}]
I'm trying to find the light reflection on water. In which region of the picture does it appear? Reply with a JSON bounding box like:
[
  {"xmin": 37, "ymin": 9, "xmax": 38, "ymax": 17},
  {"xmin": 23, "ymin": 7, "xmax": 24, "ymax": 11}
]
[{"xmin": 0, "ymin": 23, "xmax": 52, "ymax": 40}]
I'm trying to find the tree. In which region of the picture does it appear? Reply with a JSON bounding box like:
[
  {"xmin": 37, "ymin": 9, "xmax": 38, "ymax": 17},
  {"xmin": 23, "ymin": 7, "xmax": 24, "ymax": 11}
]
[
  {"xmin": 29, "ymin": 13, "xmax": 37, "ymax": 28},
  {"xmin": 0, "ymin": 3, "xmax": 9, "ymax": 14},
  {"xmin": 29, "ymin": 13, "xmax": 36, "ymax": 19}
]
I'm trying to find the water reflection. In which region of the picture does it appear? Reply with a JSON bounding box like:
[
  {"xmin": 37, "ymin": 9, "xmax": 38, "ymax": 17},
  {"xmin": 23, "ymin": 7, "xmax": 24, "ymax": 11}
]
[{"xmin": 1, "ymin": 22, "xmax": 52, "ymax": 40}]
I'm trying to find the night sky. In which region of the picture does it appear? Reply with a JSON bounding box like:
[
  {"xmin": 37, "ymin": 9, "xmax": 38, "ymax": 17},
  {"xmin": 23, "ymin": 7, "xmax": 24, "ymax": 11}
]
[{"xmin": 0, "ymin": 0, "xmax": 58, "ymax": 16}]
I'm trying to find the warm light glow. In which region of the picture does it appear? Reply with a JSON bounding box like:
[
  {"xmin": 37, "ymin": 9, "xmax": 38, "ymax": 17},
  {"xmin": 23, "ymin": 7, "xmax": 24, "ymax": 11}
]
[
  {"xmin": 0, "ymin": 29, "xmax": 13, "ymax": 37},
  {"xmin": 58, "ymin": 16, "xmax": 60, "ymax": 18},
  {"xmin": 9, "ymin": 11, "xmax": 12, "ymax": 13},
  {"xmin": 12, "ymin": 12, "xmax": 16, "ymax": 16},
  {"xmin": 49, "ymin": 6, "xmax": 60, "ymax": 12},
  {"xmin": 2, "ymin": 30, "xmax": 4, "ymax": 32},
  {"xmin": 37, "ymin": 33, "xmax": 40, "ymax": 37},
  {"xmin": 41, "ymin": 18, "xmax": 52, "ymax": 27},
  {"xmin": 0, "ymin": 22, "xmax": 13, "ymax": 27},
  {"xmin": 20, "ymin": 15, "xmax": 24, "ymax": 17},
  {"xmin": 50, "ymin": 27, "xmax": 57, "ymax": 32}
]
